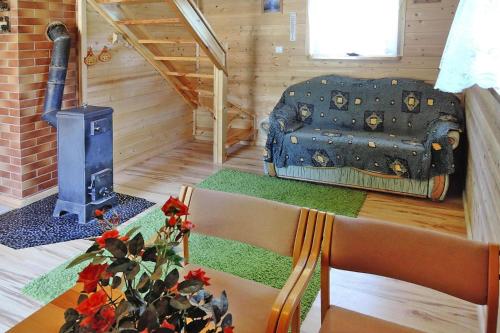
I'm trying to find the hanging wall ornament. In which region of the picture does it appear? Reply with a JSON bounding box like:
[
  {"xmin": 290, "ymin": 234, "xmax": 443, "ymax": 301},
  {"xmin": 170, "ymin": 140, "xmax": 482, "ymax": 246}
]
[
  {"xmin": 98, "ymin": 46, "xmax": 112, "ymax": 63},
  {"xmin": 84, "ymin": 47, "xmax": 97, "ymax": 66}
]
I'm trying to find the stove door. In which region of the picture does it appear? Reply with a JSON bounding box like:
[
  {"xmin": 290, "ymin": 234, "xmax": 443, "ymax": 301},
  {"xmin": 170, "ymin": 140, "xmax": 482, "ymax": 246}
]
[{"xmin": 89, "ymin": 168, "xmax": 113, "ymax": 202}]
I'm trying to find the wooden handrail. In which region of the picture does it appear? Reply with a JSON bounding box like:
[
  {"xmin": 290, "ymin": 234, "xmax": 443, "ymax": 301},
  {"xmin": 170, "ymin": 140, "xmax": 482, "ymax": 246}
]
[{"xmin": 167, "ymin": 0, "xmax": 227, "ymax": 73}]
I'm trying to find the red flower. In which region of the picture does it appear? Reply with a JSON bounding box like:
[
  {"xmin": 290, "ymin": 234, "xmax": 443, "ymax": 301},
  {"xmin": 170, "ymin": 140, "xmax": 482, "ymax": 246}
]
[
  {"xmin": 94, "ymin": 209, "xmax": 105, "ymax": 219},
  {"xmin": 76, "ymin": 290, "xmax": 108, "ymax": 316},
  {"xmin": 96, "ymin": 229, "xmax": 128, "ymax": 248},
  {"xmin": 162, "ymin": 196, "xmax": 189, "ymax": 217},
  {"xmin": 80, "ymin": 305, "xmax": 115, "ymax": 333},
  {"xmin": 168, "ymin": 215, "xmax": 177, "ymax": 227},
  {"xmin": 77, "ymin": 263, "xmax": 112, "ymax": 293},
  {"xmin": 223, "ymin": 327, "xmax": 235, "ymax": 333},
  {"xmin": 161, "ymin": 320, "xmax": 176, "ymax": 330},
  {"xmin": 181, "ymin": 220, "xmax": 195, "ymax": 232},
  {"xmin": 184, "ymin": 268, "xmax": 210, "ymax": 286}
]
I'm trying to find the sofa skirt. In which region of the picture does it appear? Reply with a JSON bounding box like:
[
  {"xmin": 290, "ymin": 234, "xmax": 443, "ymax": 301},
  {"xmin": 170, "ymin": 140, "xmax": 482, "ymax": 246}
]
[{"xmin": 264, "ymin": 162, "xmax": 449, "ymax": 201}]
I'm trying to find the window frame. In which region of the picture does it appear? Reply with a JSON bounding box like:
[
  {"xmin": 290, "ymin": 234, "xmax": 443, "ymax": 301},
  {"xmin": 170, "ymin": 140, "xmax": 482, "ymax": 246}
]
[{"xmin": 306, "ymin": 0, "xmax": 407, "ymax": 61}]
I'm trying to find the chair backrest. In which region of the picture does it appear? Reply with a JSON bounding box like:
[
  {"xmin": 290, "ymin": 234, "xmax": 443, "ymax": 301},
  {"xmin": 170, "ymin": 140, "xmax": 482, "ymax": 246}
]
[
  {"xmin": 181, "ymin": 187, "xmax": 302, "ymax": 257},
  {"xmin": 322, "ymin": 215, "xmax": 499, "ymax": 332}
]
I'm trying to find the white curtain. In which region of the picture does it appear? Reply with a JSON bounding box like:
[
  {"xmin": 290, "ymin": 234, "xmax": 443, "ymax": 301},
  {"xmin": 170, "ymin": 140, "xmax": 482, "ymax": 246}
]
[{"xmin": 435, "ymin": 0, "xmax": 500, "ymax": 93}]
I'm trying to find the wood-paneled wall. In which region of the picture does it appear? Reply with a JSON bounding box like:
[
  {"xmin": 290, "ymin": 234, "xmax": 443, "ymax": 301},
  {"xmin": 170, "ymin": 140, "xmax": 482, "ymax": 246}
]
[
  {"xmin": 86, "ymin": 7, "xmax": 193, "ymax": 170},
  {"xmin": 464, "ymin": 87, "xmax": 500, "ymax": 243},
  {"xmin": 196, "ymin": 0, "xmax": 458, "ymax": 143}
]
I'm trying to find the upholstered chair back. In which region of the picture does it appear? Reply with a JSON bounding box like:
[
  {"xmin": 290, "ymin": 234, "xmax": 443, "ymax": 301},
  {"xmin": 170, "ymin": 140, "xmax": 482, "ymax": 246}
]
[
  {"xmin": 183, "ymin": 187, "xmax": 302, "ymax": 257},
  {"xmin": 328, "ymin": 215, "xmax": 492, "ymax": 304},
  {"xmin": 322, "ymin": 215, "xmax": 499, "ymax": 332}
]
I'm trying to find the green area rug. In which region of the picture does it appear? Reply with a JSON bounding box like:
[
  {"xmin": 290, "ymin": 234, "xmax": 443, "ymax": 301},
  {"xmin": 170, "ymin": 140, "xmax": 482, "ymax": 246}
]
[{"xmin": 23, "ymin": 169, "xmax": 366, "ymax": 320}]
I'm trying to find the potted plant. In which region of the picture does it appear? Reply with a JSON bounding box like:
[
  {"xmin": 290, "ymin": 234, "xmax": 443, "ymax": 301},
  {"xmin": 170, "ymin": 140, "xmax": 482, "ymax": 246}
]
[{"xmin": 60, "ymin": 197, "xmax": 233, "ymax": 333}]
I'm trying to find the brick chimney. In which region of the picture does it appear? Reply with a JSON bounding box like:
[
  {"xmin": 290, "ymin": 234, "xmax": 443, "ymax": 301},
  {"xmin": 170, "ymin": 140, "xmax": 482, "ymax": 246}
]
[{"xmin": 0, "ymin": 0, "xmax": 77, "ymax": 205}]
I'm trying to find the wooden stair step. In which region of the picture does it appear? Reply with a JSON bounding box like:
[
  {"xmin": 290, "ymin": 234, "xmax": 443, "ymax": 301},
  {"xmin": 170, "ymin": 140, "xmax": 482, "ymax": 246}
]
[
  {"xmin": 116, "ymin": 18, "xmax": 181, "ymax": 25},
  {"xmin": 138, "ymin": 39, "xmax": 196, "ymax": 45},
  {"xmin": 154, "ymin": 56, "xmax": 211, "ymax": 62},
  {"xmin": 179, "ymin": 86, "xmax": 214, "ymax": 96},
  {"xmin": 166, "ymin": 71, "xmax": 214, "ymax": 79},
  {"xmin": 225, "ymin": 128, "xmax": 256, "ymax": 149}
]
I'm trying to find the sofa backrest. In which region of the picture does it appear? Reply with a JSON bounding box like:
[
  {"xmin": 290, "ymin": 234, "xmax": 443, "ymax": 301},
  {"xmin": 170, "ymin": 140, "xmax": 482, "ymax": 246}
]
[{"xmin": 279, "ymin": 75, "xmax": 463, "ymax": 137}]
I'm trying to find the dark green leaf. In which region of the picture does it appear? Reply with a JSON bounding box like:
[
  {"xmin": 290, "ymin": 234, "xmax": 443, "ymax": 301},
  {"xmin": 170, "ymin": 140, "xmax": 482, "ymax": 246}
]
[
  {"xmin": 85, "ymin": 243, "xmax": 100, "ymax": 253},
  {"xmin": 213, "ymin": 304, "xmax": 222, "ymax": 324},
  {"xmin": 105, "ymin": 238, "xmax": 128, "ymax": 258},
  {"xmin": 170, "ymin": 295, "xmax": 192, "ymax": 310},
  {"xmin": 128, "ymin": 233, "xmax": 144, "ymax": 256},
  {"xmin": 151, "ymin": 266, "xmax": 163, "ymax": 281},
  {"xmin": 142, "ymin": 246, "xmax": 157, "ymax": 262},
  {"xmin": 137, "ymin": 305, "xmax": 159, "ymax": 331},
  {"xmin": 66, "ymin": 252, "xmax": 95, "ymax": 269},
  {"xmin": 219, "ymin": 291, "xmax": 228, "ymax": 316},
  {"xmin": 186, "ymin": 306, "xmax": 207, "ymax": 319},
  {"xmin": 185, "ymin": 319, "xmax": 209, "ymax": 333},
  {"xmin": 221, "ymin": 313, "xmax": 233, "ymax": 328},
  {"xmin": 59, "ymin": 321, "xmax": 76, "ymax": 333},
  {"xmin": 154, "ymin": 298, "xmax": 169, "ymax": 317},
  {"xmin": 125, "ymin": 261, "xmax": 140, "ymax": 280},
  {"xmin": 125, "ymin": 289, "xmax": 146, "ymax": 316},
  {"xmin": 111, "ymin": 275, "xmax": 122, "ymax": 289},
  {"xmin": 100, "ymin": 278, "xmax": 110, "ymax": 287},
  {"xmin": 115, "ymin": 300, "xmax": 131, "ymax": 319},
  {"xmin": 178, "ymin": 279, "xmax": 203, "ymax": 295},
  {"xmin": 107, "ymin": 258, "xmax": 132, "ymax": 274},
  {"xmin": 63, "ymin": 308, "xmax": 79, "ymax": 323},
  {"xmin": 163, "ymin": 269, "xmax": 179, "ymax": 289},
  {"xmin": 77, "ymin": 293, "xmax": 88, "ymax": 305},
  {"xmin": 137, "ymin": 273, "xmax": 150, "ymax": 293}
]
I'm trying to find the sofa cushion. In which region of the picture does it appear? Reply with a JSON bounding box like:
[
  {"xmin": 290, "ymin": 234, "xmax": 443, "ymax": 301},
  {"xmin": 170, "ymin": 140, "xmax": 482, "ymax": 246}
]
[{"xmin": 279, "ymin": 127, "xmax": 427, "ymax": 178}]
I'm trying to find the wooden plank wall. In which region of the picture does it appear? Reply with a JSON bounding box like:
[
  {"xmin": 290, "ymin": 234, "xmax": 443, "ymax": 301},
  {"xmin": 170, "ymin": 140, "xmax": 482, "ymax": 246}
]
[
  {"xmin": 464, "ymin": 87, "xmax": 500, "ymax": 243},
  {"xmin": 86, "ymin": 6, "xmax": 193, "ymax": 171},
  {"xmin": 196, "ymin": 0, "xmax": 458, "ymax": 143}
]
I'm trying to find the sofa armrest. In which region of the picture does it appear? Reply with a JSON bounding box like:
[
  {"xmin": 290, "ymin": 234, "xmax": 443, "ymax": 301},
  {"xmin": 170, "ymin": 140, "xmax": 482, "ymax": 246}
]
[
  {"xmin": 270, "ymin": 103, "xmax": 303, "ymax": 134},
  {"xmin": 448, "ymin": 130, "xmax": 460, "ymax": 150},
  {"xmin": 427, "ymin": 121, "xmax": 461, "ymax": 151},
  {"xmin": 260, "ymin": 117, "xmax": 271, "ymax": 134}
]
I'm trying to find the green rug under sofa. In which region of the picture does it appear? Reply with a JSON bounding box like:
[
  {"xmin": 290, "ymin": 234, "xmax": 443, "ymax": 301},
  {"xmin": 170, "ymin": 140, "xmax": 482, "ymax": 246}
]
[{"xmin": 23, "ymin": 169, "xmax": 366, "ymax": 320}]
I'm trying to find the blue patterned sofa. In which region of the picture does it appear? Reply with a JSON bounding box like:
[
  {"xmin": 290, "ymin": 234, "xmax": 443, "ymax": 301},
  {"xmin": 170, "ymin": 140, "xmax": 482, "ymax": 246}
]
[{"xmin": 262, "ymin": 75, "xmax": 463, "ymax": 201}]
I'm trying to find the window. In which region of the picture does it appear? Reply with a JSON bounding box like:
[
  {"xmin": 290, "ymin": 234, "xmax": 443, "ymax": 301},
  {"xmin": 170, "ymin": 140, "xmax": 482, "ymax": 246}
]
[{"xmin": 308, "ymin": 0, "xmax": 404, "ymax": 59}]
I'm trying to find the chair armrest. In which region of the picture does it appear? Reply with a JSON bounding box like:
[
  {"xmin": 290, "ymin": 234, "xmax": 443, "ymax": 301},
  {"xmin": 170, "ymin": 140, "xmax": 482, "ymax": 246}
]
[
  {"xmin": 274, "ymin": 213, "xmax": 330, "ymax": 333},
  {"xmin": 266, "ymin": 209, "xmax": 320, "ymax": 333}
]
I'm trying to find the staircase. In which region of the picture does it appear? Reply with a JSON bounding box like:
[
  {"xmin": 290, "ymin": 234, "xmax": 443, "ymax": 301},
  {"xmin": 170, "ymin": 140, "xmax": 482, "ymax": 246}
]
[{"xmin": 86, "ymin": 0, "xmax": 256, "ymax": 163}]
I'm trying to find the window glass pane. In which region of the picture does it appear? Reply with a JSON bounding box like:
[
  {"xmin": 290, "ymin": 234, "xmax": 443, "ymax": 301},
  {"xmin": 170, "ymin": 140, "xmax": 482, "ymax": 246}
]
[{"xmin": 309, "ymin": 0, "xmax": 401, "ymax": 58}]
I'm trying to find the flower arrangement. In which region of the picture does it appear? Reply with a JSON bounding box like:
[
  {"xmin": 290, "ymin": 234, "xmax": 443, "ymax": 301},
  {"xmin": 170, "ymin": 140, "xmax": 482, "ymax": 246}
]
[{"xmin": 60, "ymin": 197, "xmax": 233, "ymax": 333}]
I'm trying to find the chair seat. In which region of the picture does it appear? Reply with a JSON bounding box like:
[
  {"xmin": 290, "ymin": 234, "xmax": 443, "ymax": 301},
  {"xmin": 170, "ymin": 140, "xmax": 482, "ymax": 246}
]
[
  {"xmin": 184, "ymin": 264, "xmax": 281, "ymax": 333},
  {"xmin": 319, "ymin": 306, "xmax": 424, "ymax": 333}
]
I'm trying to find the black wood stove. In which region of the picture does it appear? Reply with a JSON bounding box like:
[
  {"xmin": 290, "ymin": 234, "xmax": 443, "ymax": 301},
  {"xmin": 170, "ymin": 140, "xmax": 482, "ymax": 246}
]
[{"xmin": 42, "ymin": 22, "xmax": 116, "ymax": 224}]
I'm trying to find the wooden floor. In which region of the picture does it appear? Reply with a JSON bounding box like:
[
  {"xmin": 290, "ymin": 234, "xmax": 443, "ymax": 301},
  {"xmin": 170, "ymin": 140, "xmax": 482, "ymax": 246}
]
[{"xmin": 0, "ymin": 141, "xmax": 478, "ymax": 332}]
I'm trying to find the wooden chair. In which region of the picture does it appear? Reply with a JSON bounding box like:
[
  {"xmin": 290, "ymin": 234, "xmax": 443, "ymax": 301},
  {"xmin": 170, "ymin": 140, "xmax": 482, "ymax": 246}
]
[
  {"xmin": 277, "ymin": 215, "xmax": 500, "ymax": 333},
  {"xmin": 178, "ymin": 186, "xmax": 325, "ymax": 333}
]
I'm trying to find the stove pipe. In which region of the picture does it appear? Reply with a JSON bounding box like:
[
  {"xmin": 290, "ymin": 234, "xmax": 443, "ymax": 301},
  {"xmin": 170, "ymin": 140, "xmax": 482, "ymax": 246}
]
[{"xmin": 42, "ymin": 22, "xmax": 71, "ymax": 128}]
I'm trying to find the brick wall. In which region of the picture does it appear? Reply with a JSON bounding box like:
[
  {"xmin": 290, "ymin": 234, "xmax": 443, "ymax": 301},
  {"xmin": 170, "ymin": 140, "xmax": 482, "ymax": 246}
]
[{"xmin": 0, "ymin": 0, "xmax": 77, "ymax": 200}]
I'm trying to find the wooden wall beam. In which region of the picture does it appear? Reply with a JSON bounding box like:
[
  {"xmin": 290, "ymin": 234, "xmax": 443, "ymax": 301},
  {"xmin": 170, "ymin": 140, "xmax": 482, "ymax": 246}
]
[
  {"xmin": 213, "ymin": 65, "xmax": 227, "ymax": 164},
  {"xmin": 77, "ymin": 0, "xmax": 88, "ymax": 105}
]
